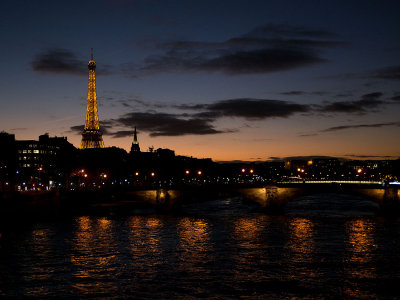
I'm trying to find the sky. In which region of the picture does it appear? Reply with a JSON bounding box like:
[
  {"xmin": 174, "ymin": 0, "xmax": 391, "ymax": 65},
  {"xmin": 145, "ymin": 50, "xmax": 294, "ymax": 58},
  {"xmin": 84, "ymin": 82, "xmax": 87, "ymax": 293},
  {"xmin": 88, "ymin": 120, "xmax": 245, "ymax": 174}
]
[{"xmin": 1, "ymin": 0, "xmax": 399, "ymax": 161}]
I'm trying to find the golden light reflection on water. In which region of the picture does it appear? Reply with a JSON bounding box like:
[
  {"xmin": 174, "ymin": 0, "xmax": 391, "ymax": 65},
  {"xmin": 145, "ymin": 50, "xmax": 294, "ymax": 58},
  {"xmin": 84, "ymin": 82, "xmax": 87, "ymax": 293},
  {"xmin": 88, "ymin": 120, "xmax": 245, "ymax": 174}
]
[
  {"xmin": 286, "ymin": 217, "xmax": 316, "ymax": 280},
  {"xmin": 345, "ymin": 219, "xmax": 377, "ymax": 279},
  {"xmin": 178, "ymin": 218, "xmax": 209, "ymax": 248},
  {"xmin": 70, "ymin": 216, "xmax": 118, "ymax": 295},
  {"xmin": 234, "ymin": 217, "xmax": 263, "ymax": 250},
  {"xmin": 232, "ymin": 217, "xmax": 265, "ymax": 282},
  {"xmin": 129, "ymin": 216, "xmax": 162, "ymax": 256},
  {"xmin": 78, "ymin": 215, "xmax": 91, "ymax": 231},
  {"xmin": 288, "ymin": 218, "xmax": 314, "ymax": 255},
  {"xmin": 177, "ymin": 218, "xmax": 211, "ymax": 269},
  {"xmin": 98, "ymin": 217, "xmax": 112, "ymax": 230}
]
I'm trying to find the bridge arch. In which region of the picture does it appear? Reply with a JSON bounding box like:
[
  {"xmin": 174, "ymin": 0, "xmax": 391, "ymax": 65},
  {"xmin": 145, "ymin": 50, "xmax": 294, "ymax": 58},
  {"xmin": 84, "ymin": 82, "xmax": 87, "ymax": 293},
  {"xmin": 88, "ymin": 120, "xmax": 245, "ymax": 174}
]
[{"xmin": 237, "ymin": 184, "xmax": 400, "ymax": 214}]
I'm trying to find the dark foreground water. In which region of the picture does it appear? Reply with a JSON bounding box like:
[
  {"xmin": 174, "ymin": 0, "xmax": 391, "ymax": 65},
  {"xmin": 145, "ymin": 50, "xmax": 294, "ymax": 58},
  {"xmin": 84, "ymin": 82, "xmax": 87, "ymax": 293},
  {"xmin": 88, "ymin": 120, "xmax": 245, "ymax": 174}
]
[{"xmin": 1, "ymin": 194, "xmax": 400, "ymax": 299}]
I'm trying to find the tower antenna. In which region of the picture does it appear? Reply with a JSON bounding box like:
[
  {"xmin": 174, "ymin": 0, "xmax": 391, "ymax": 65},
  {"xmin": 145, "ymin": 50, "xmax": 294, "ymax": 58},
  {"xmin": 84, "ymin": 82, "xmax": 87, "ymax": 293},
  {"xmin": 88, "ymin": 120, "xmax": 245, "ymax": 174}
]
[{"xmin": 91, "ymin": 48, "xmax": 94, "ymax": 60}]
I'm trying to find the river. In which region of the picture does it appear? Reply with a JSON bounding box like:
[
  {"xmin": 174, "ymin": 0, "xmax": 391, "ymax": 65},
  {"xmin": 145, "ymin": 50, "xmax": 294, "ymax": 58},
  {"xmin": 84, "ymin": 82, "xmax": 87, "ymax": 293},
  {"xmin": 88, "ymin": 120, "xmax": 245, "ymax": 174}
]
[{"xmin": 0, "ymin": 193, "xmax": 399, "ymax": 298}]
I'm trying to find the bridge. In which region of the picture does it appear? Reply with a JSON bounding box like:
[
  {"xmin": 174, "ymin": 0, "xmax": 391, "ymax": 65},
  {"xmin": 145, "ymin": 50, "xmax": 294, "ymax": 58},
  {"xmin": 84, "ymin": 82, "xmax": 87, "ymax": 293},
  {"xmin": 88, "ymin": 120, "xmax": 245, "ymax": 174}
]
[
  {"xmin": 1, "ymin": 181, "xmax": 399, "ymax": 221},
  {"xmin": 109, "ymin": 181, "xmax": 400, "ymax": 215},
  {"xmin": 235, "ymin": 181, "xmax": 400, "ymax": 214}
]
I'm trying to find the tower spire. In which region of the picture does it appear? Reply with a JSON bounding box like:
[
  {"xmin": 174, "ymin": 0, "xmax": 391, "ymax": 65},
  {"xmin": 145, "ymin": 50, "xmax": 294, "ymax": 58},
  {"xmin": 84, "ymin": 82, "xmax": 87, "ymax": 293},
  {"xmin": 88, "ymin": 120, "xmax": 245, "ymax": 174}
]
[
  {"xmin": 133, "ymin": 127, "xmax": 138, "ymax": 144},
  {"xmin": 91, "ymin": 48, "xmax": 93, "ymax": 60},
  {"xmin": 80, "ymin": 49, "xmax": 104, "ymax": 149},
  {"xmin": 130, "ymin": 127, "xmax": 140, "ymax": 154}
]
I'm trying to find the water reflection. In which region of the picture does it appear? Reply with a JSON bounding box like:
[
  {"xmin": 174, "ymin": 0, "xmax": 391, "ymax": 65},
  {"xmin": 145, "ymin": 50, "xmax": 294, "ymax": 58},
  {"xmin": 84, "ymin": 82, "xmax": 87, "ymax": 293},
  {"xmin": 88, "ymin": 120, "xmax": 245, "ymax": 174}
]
[
  {"xmin": 345, "ymin": 219, "xmax": 377, "ymax": 279},
  {"xmin": 129, "ymin": 216, "xmax": 162, "ymax": 257},
  {"xmin": 71, "ymin": 216, "xmax": 118, "ymax": 296},
  {"xmin": 234, "ymin": 217, "xmax": 263, "ymax": 250},
  {"xmin": 287, "ymin": 218, "xmax": 314, "ymax": 258},
  {"xmin": 285, "ymin": 218, "xmax": 318, "ymax": 283},
  {"xmin": 3, "ymin": 205, "xmax": 400, "ymax": 299},
  {"xmin": 232, "ymin": 217, "xmax": 266, "ymax": 283},
  {"xmin": 177, "ymin": 218, "xmax": 211, "ymax": 272}
]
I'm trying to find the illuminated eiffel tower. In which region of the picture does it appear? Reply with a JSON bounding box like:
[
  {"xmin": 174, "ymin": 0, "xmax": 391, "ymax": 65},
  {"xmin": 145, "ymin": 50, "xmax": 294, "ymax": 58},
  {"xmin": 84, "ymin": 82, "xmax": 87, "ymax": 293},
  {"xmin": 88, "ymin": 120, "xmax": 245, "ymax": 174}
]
[{"xmin": 80, "ymin": 49, "xmax": 105, "ymax": 149}]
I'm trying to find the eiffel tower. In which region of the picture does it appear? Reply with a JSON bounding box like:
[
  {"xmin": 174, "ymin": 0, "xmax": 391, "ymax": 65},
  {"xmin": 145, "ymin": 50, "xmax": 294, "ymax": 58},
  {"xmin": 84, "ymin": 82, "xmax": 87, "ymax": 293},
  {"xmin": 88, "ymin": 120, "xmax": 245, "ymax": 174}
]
[{"xmin": 80, "ymin": 49, "xmax": 105, "ymax": 149}]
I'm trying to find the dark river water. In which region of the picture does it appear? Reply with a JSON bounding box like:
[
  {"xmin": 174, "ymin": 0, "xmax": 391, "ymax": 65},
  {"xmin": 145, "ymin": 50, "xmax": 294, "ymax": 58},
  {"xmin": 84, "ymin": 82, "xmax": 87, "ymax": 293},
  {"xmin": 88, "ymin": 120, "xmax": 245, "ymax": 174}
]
[{"xmin": 1, "ymin": 194, "xmax": 400, "ymax": 299}]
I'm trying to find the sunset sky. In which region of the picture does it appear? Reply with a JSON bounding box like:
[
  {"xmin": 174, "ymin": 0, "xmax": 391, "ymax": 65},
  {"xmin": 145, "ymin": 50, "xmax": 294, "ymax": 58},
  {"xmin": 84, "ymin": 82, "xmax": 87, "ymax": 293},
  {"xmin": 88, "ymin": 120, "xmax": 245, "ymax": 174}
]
[{"xmin": 1, "ymin": 0, "xmax": 399, "ymax": 161}]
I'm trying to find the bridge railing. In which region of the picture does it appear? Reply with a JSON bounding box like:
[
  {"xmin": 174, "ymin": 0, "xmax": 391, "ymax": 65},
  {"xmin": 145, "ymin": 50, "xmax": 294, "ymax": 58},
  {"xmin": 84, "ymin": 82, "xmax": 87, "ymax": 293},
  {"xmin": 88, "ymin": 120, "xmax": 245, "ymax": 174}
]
[{"xmin": 277, "ymin": 180, "xmax": 383, "ymax": 185}]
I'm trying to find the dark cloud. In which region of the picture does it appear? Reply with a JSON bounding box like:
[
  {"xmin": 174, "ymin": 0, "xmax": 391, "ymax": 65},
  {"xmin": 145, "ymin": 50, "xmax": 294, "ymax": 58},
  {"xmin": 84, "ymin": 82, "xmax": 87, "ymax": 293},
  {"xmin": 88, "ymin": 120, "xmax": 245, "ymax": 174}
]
[
  {"xmin": 143, "ymin": 48, "xmax": 324, "ymax": 75},
  {"xmin": 111, "ymin": 112, "xmax": 227, "ymax": 137},
  {"xmin": 321, "ymin": 122, "xmax": 400, "ymax": 132},
  {"xmin": 280, "ymin": 90, "xmax": 329, "ymax": 96},
  {"xmin": 280, "ymin": 91, "xmax": 305, "ymax": 96},
  {"xmin": 319, "ymin": 92, "xmax": 385, "ymax": 113},
  {"xmin": 335, "ymin": 93, "xmax": 354, "ymax": 98},
  {"xmin": 138, "ymin": 24, "xmax": 343, "ymax": 76},
  {"xmin": 322, "ymin": 65, "xmax": 400, "ymax": 82},
  {"xmin": 32, "ymin": 48, "xmax": 114, "ymax": 76},
  {"xmin": 208, "ymin": 99, "xmax": 310, "ymax": 119},
  {"xmin": 179, "ymin": 98, "xmax": 311, "ymax": 120},
  {"xmin": 99, "ymin": 91, "xmax": 163, "ymax": 109},
  {"xmin": 32, "ymin": 49, "xmax": 86, "ymax": 75},
  {"xmin": 371, "ymin": 65, "xmax": 400, "ymax": 81},
  {"xmin": 268, "ymin": 157, "xmax": 282, "ymax": 160},
  {"xmin": 246, "ymin": 24, "xmax": 338, "ymax": 39},
  {"xmin": 361, "ymin": 92, "xmax": 383, "ymax": 99},
  {"xmin": 70, "ymin": 125, "xmax": 84, "ymax": 133},
  {"xmin": 120, "ymin": 101, "xmax": 132, "ymax": 108},
  {"xmin": 107, "ymin": 130, "xmax": 135, "ymax": 138},
  {"xmin": 391, "ymin": 95, "xmax": 400, "ymax": 101},
  {"xmin": 202, "ymin": 48, "xmax": 324, "ymax": 74}
]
